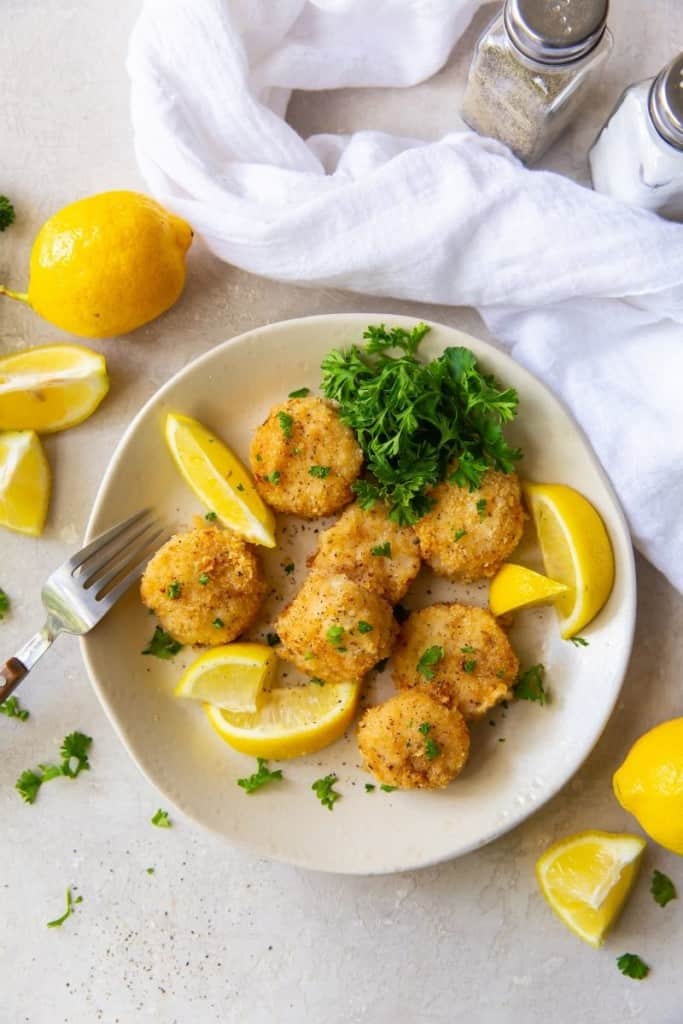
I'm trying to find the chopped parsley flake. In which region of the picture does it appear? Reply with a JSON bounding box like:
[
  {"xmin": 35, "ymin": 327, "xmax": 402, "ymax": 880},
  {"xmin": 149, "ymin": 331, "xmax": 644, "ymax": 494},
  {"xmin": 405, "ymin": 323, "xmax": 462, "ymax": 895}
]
[
  {"xmin": 312, "ymin": 773, "xmax": 340, "ymax": 810},
  {"xmin": 0, "ymin": 196, "xmax": 16, "ymax": 232},
  {"xmin": 514, "ymin": 664, "xmax": 548, "ymax": 705},
  {"xmin": 425, "ymin": 737, "xmax": 441, "ymax": 760},
  {"xmin": 237, "ymin": 758, "xmax": 283, "ymax": 794},
  {"xmin": 309, "ymin": 465, "xmax": 331, "ymax": 478},
  {"xmin": 310, "ymin": 677, "xmax": 325, "ymax": 686},
  {"xmin": 476, "ymin": 498, "xmax": 487, "ymax": 520},
  {"xmin": 266, "ymin": 632, "xmax": 281, "ymax": 647},
  {"xmin": 418, "ymin": 722, "xmax": 432, "ymax": 736},
  {"xmin": 461, "ymin": 644, "xmax": 475, "ymax": 654},
  {"xmin": 381, "ymin": 784, "xmax": 397, "ymax": 792},
  {"xmin": 264, "ymin": 471, "xmax": 281, "ymax": 484},
  {"xmin": 0, "ymin": 696, "xmax": 29, "ymax": 721},
  {"xmin": 198, "ymin": 573, "xmax": 210, "ymax": 586},
  {"xmin": 370, "ymin": 542, "xmax": 392, "ymax": 558},
  {"xmin": 365, "ymin": 783, "xmax": 376, "ymax": 792},
  {"xmin": 284, "ymin": 562, "xmax": 295, "ymax": 575},
  {"xmin": 277, "ymin": 411, "xmax": 294, "ymax": 438},
  {"xmin": 358, "ymin": 620, "xmax": 373, "ymax": 634},
  {"xmin": 462, "ymin": 659, "xmax": 477, "ymax": 674},
  {"xmin": 453, "ymin": 529, "xmax": 467, "ymax": 542},
  {"xmin": 47, "ymin": 888, "xmax": 82, "ymax": 929},
  {"xmin": 570, "ymin": 636, "xmax": 590, "ymax": 647},
  {"xmin": 616, "ymin": 953, "xmax": 649, "ymax": 980},
  {"xmin": 204, "ymin": 511, "xmax": 218, "ymax": 521},
  {"xmin": 16, "ymin": 732, "xmax": 92, "ymax": 804},
  {"xmin": 236, "ymin": 483, "xmax": 245, "ymax": 491},
  {"xmin": 142, "ymin": 626, "xmax": 183, "ymax": 659},
  {"xmin": 651, "ymin": 869, "xmax": 677, "ymax": 908},
  {"xmin": 151, "ymin": 809, "xmax": 171, "ymax": 828},
  {"xmin": 167, "ymin": 580, "xmax": 182, "ymax": 599},
  {"xmin": 326, "ymin": 625, "xmax": 345, "ymax": 646},
  {"xmin": 213, "ymin": 617, "xmax": 224, "ymax": 629},
  {"xmin": 417, "ymin": 645, "xmax": 444, "ymax": 680},
  {"xmin": 288, "ymin": 387, "xmax": 310, "ymax": 398},
  {"xmin": 0, "ymin": 588, "xmax": 9, "ymax": 619}
]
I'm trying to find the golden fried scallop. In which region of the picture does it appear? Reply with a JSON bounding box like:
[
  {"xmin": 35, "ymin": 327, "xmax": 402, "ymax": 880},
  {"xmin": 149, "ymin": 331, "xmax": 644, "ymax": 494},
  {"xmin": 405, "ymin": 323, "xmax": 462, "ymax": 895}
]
[
  {"xmin": 275, "ymin": 572, "xmax": 397, "ymax": 686},
  {"xmin": 357, "ymin": 689, "xmax": 470, "ymax": 790},
  {"xmin": 391, "ymin": 603, "xmax": 518, "ymax": 720},
  {"xmin": 308, "ymin": 501, "xmax": 421, "ymax": 603},
  {"xmin": 249, "ymin": 396, "xmax": 363, "ymax": 518},
  {"xmin": 140, "ymin": 526, "xmax": 266, "ymax": 646},
  {"xmin": 414, "ymin": 468, "xmax": 524, "ymax": 581}
]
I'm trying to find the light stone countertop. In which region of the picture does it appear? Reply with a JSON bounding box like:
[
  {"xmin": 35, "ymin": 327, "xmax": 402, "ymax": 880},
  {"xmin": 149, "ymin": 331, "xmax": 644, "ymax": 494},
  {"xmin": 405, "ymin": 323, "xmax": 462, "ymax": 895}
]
[{"xmin": 2, "ymin": 2, "xmax": 682, "ymax": 1022}]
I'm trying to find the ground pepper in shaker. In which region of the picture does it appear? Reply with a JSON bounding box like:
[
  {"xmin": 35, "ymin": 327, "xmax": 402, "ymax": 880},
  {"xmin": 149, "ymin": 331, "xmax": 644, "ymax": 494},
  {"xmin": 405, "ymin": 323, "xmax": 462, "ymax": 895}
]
[
  {"xmin": 462, "ymin": 0, "xmax": 613, "ymax": 165},
  {"xmin": 589, "ymin": 53, "xmax": 683, "ymax": 220}
]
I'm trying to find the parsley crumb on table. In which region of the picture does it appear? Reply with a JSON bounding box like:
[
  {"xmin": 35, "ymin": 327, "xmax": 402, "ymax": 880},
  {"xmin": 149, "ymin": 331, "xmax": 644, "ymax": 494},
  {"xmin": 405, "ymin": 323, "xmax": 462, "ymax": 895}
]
[
  {"xmin": 0, "ymin": 587, "xmax": 10, "ymax": 619},
  {"xmin": 312, "ymin": 773, "xmax": 340, "ymax": 810},
  {"xmin": 651, "ymin": 869, "xmax": 677, "ymax": 907},
  {"xmin": 0, "ymin": 696, "xmax": 29, "ymax": 721},
  {"xmin": 47, "ymin": 888, "xmax": 82, "ymax": 929},
  {"xmin": 151, "ymin": 809, "xmax": 171, "ymax": 828},
  {"xmin": 616, "ymin": 953, "xmax": 649, "ymax": 980}
]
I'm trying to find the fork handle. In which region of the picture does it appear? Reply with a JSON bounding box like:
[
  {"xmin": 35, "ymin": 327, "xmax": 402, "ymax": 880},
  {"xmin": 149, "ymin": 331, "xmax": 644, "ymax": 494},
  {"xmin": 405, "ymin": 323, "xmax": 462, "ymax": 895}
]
[{"xmin": 0, "ymin": 627, "xmax": 55, "ymax": 703}]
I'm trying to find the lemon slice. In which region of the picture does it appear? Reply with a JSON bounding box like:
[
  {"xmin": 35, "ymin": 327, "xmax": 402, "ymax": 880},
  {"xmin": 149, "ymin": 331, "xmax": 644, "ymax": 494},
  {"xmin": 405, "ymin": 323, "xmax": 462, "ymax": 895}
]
[
  {"xmin": 175, "ymin": 643, "xmax": 276, "ymax": 712},
  {"xmin": 489, "ymin": 563, "xmax": 568, "ymax": 616},
  {"xmin": 0, "ymin": 430, "xmax": 50, "ymax": 536},
  {"xmin": 523, "ymin": 482, "xmax": 614, "ymax": 639},
  {"xmin": 206, "ymin": 681, "xmax": 358, "ymax": 759},
  {"xmin": 0, "ymin": 344, "xmax": 109, "ymax": 433},
  {"xmin": 165, "ymin": 412, "xmax": 275, "ymax": 547},
  {"xmin": 536, "ymin": 830, "xmax": 646, "ymax": 948}
]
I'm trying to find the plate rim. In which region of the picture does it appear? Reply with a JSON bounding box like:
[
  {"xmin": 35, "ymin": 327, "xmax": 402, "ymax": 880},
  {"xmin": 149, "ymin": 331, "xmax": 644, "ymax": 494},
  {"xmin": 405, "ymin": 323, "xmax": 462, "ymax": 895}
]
[{"xmin": 81, "ymin": 312, "xmax": 637, "ymax": 874}]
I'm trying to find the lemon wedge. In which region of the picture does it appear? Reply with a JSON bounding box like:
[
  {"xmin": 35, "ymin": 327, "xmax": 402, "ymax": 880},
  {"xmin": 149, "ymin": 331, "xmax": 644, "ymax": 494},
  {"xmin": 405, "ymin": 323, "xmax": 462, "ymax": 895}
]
[
  {"xmin": 536, "ymin": 830, "xmax": 645, "ymax": 948},
  {"xmin": 175, "ymin": 643, "xmax": 276, "ymax": 712},
  {"xmin": 206, "ymin": 681, "xmax": 358, "ymax": 759},
  {"xmin": 0, "ymin": 430, "xmax": 50, "ymax": 536},
  {"xmin": 165, "ymin": 412, "xmax": 275, "ymax": 547},
  {"xmin": 0, "ymin": 344, "xmax": 109, "ymax": 433},
  {"xmin": 523, "ymin": 482, "xmax": 614, "ymax": 639},
  {"xmin": 489, "ymin": 563, "xmax": 568, "ymax": 617}
]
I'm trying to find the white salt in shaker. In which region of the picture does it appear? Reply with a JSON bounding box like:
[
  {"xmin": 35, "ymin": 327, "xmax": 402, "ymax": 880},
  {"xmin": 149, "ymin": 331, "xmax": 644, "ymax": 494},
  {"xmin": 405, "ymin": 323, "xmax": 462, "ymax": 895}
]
[
  {"xmin": 462, "ymin": 0, "xmax": 613, "ymax": 165},
  {"xmin": 589, "ymin": 53, "xmax": 683, "ymax": 220}
]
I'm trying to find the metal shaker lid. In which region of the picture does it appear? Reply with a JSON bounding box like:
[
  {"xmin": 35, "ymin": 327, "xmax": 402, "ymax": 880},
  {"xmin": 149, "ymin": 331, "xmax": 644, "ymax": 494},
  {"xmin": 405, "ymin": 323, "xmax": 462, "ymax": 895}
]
[
  {"xmin": 649, "ymin": 52, "xmax": 683, "ymax": 151},
  {"xmin": 504, "ymin": 0, "xmax": 609, "ymax": 65}
]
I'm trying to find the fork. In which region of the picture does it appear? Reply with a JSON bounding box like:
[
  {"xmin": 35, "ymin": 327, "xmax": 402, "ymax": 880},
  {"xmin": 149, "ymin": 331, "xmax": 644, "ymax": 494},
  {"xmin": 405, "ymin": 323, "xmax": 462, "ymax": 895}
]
[{"xmin": 0, "ymin": 509, "xmax": 167, "ymax": 703}]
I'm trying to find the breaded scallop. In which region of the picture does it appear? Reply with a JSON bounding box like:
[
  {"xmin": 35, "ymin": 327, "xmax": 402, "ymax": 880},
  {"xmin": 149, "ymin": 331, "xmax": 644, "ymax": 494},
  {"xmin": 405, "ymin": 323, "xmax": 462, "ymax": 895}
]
[
  {"xmin": 357, "ymin": 689, "xmax": 470, "ymax": 790},
  {"xmin": 308, "ymin": 502, "xmax": 421, "ymax": 603},
  {"xmin": 249, "ymin": 396, "xmax": 363, "ymax": 518},
  {"xmin": 275, "ymin": 572, "xmax": 397, "ymax": 686},
  {"xmin": 391, "ymin": 603, "xmax": 518, "ymax": 719},
  {"xmin": 140, "ymin": 526, "xmax": 266, "ymax": 646},
  {"xmin": 414, "ymin": 468, "xmax": 524, "ymax": 581}
]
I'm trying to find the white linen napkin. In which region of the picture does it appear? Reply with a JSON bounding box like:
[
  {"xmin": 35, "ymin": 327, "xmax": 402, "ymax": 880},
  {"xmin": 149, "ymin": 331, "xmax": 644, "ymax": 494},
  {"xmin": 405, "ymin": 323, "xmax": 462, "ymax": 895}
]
[{"xmin": 128, "ymin": 0, "xmax": 683, "ymax": 591}]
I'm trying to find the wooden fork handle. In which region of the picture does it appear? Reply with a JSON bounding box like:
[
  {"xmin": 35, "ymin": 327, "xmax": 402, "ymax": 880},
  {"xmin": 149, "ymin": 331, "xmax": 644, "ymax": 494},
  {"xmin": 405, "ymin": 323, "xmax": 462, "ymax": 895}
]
[{"xmin": 0, "ymin": 658, "xmax": 28, "ymax": 703}]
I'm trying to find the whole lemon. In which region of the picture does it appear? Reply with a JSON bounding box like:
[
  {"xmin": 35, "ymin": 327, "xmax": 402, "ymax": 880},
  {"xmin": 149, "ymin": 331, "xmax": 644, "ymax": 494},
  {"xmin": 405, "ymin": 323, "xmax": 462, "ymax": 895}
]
[
  {"xmin": 3, "ymin": 191, "xmax": 192, "ymax": 338},
  {"xmin": 613, "ymin": 717, "xmax": 683, "ymax": 855}
]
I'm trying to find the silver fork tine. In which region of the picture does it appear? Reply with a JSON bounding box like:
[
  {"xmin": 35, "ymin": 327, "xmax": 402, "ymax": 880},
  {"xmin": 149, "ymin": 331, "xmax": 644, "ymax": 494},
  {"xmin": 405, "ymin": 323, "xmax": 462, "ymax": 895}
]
[
  {"xmin": 81, "ymin": 518, "xmax": 162, "ymax": 587},
  {"xmin": 95, "ymin": 544, "xmax": 167, "ymax": 613},
  {"xmin": 65, "ymin": 508, "xmax": 153, "ymax": 575},
  {"xmin": 93, "ymin": 527, "xmax": 168, "ymax": 597},
  {"xmin": 1, "ymin": 508, "xmax": 167, "ymax": 705}
]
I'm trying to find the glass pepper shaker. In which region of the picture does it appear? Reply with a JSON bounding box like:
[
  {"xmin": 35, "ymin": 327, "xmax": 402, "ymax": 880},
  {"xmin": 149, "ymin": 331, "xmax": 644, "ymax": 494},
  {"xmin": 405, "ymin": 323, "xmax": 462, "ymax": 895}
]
[
  {"xmin": 589, "ymin": 53, "xmax": 683, "ymax": 220},
  {"xmin": 462, "ymin": 0, "xmax": 613, "ymax": 165}
]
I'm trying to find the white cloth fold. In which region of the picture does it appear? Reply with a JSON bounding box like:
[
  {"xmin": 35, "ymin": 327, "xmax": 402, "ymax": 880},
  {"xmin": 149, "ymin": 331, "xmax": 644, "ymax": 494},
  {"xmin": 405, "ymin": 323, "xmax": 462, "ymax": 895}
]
[{"xmin": 128, "ymin": 0, "xmax": 683, "ymax": 590}]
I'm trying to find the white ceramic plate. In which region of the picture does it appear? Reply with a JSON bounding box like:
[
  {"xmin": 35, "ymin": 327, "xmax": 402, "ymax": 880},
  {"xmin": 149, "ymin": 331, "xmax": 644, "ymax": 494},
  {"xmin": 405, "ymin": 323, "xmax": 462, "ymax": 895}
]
[{"xmin": 82, "ymin": 314, "xmax": 635, "ymax": 875}]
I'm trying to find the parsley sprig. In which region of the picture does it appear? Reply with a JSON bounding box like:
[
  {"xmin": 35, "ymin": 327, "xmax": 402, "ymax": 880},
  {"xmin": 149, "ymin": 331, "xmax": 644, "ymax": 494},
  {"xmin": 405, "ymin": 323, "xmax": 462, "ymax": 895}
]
[
  {"xmin": 0, "ymin": 696, "xmax": 29, "ymax": 721},
  {"xmin": 616, "ymin": 953, "xmax": 649, "ymax": 980},
  {"xmin": 312, "ymin": 773, "xmax": 341, "ymax": 810},
  {"xmin": 320, "ymin": 323, "xmax": 521, "ymax": 524},
  {"xmin": 0, "ymin": 196, "xmax": 15, "ymax": 232},
  {"xmin": 47, "ymin": 888, "xmax": 83, "ymax": 929},
  {"xmin": 237, "ymin": 758, "xmax": 283, "ymax": 794},
  {"xmin": 142, "ymin": 626, "xmax": 183, "ymax": 660},
  {"xmin": 16, "ymin": 732, "xmax": 92, "ymax": 804}
]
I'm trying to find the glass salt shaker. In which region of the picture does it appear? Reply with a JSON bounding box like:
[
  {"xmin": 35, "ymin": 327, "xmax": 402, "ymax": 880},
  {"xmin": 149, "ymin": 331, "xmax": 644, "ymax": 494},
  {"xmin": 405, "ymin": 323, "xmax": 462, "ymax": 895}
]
[
  {"xmin": 462, "ymin": 0, "xmax": 613, "ymax": 165},
  {"xmin": 589, "ymin": 53, "xmax": 683, "ymax": 220}
]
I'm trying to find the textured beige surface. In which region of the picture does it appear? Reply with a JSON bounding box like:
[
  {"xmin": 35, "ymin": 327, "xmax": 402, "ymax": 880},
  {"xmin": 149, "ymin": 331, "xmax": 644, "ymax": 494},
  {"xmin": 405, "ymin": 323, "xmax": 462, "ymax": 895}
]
[{"xmin": 1, "ymin": 1, "xmax": 682, "ymax": 1021}]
